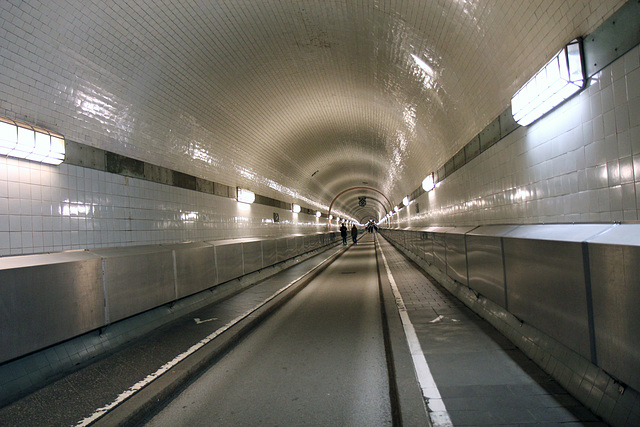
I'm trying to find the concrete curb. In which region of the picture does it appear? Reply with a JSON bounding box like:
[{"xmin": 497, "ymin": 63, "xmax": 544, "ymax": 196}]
[{"xmin": 375, "ymin": 236, "xmax": 432, "ymax": 427}]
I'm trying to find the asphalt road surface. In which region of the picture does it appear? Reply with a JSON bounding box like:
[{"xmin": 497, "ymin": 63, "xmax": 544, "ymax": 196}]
[{"xmin": 144, "ymin": 235, "xmax": 392, "ymax": 426}]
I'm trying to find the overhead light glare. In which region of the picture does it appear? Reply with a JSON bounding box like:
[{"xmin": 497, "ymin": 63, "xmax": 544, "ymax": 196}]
[
  {"xmin": 0, "ymin": 117, "xmax": 65, "ymax": 165},
  {"xmin": 292, "ymin": 203, "xmax": 301, "ymax": 213},
  {"xmin": 512, "ymin": 39, "xmax": 585, "ymax": 126},
  {"xmin": 411, "ymin": 54, "xmax": 434, "ymax": 77},
  {"xmin": 402, "ymin": 196, "xmax": 410, "ymax": 206},
  {"xmin": 315, "ymin": 211, "xmax": 321, "ymax": 218},
  {"xmin": 236, "ymin": 188, "xmax": 255, "ymax": 204},
  {"xmin": 328, "ymin": 214, "xmax": 333, "ymax": 220},
  {"xmin": 422, "ymin": 173, "xmax": 435, "ymax": 191}
]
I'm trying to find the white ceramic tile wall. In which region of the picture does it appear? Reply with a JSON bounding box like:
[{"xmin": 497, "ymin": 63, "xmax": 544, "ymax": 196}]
[
  {"xmin": 0, "ymin": 1, "xmax": 626, "ymax": 218},
  {"xmin": 0, "ymin": 157, "xmax": 334, "ymax": 256},
  {"xmin": 396, "ymin": 44, "xmax": 640, "ymax": 228},
  {"xmin": 0, "ymin": 1, "xmax": 634, "ymax": 253}
]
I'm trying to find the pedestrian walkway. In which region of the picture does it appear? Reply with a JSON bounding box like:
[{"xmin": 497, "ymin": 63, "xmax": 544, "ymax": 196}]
[{"xmin": 376, "ymin": 235, "xmax": 606, "ymax": 426}]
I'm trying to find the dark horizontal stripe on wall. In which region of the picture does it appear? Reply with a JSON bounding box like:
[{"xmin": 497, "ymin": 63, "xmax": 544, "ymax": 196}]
[
  {"xmin": 254, "ymin": 194, "xmax": 291, "ymax": 211},
  {"xmin": 64, "ymin": 140, "xmax": 318, "ymax": 216},
  {"xmin": 172, "ymin": 170, "xmax": 197, "ymax": 191}
]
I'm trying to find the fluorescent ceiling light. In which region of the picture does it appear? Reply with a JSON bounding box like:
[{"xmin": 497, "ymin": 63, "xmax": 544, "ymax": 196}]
[
  {"xmin": 237, "ymin": 188, "xmax": 255, "ymax": 204},
  {"xmin": 315, "ymin": 211, "xmax": 321, "ymax": 217},
  {"xmin": 411, "ymin": 54, "xmax": 434, "ymax": 77},
  {"xmin": 402, "ymin": 196, "xmax": 410, "ymax": 206},
  {"xmin": 292, "ymin": 203, "xmax": 301, "ymax": 213},
  {"xmin": 422, "ymin": 173, "xmax": 435, "ymax": 191},
  {"xmin": 0, "ymin": 118, "xmax": 65, "ymax": 165},
  {"xmin": 512, "ymin": 39, "xmax": 585, "ymax": 126}
]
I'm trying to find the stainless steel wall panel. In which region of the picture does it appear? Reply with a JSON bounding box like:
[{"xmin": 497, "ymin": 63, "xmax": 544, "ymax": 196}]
[
  {"xmin": 423, "ymin": 232, "xmax": 434, "ymax": 264},
  {"xmin": 587, "ymin": 224, "xmax": 640, "ymax": 391},
  {"xmin": 504, "ymin": 224, "xmax": 613, "ymax": 242},
  {"xmin": 294, "ymin": 235, "xmax": 304, "ymax": 256},
  {"xmin": 0, "ymin": 251, "xmax": 104, "ymax": 364},
  {"xmin": 419, "ymin": 231, "xmax": 431, "ymax": 262},
  {"xmin": 242, "ymin": 240, "xmax": 263, "ymax": 275},
  {"xmin": 425, "ymin": 227, "xmax": 453, "ymax": 267},
  {"xmin": 432, "ymin": 232, "xmax": 447, "ymax": 272},
  {"xmin": 262, "ymin": 238, "xmax": 277, "ymax": 267},
  {"xmin": 503, "ymin": 237, "xmax": 592, "ymax": 359},
  {"xmin": 407, "ymin": 229, "xmax": 420, "ymax": 256},
  {"xmin": 0, "ymin": 232, "xmax": 340, "ymax": 364},
  {"xmin": 289, "ymin": 236, "xmax": 300, "ymax": 258},
  {"xmin": 276, "ymin": 237, "xmax": 289, "ymax": 262},
  {"xmin": 166, "ymin": 242, "xmax": 217, "ymax": 299},
  {"xmin": 303, "ymin": 235, "xmax": 312, "ymax": 252},
  {"xmin": 466, "ymin": 226, "xmax": 518, "ymax": 308},
  {"xmin": 212, "ymin": 241, "xmax": 244, "ymax": 284},
  {"xmin": 445, "ymin": 227, "xmax": 476, "ymax": 286},
  {"xmin": 445, "ymin": 232, "xmax": 467, "ymax": 285},
  {"xmin": 92, "ymin": 246, "xmax": 175, "ymax": 324},
  {"xmin": 401, "ymin": 230, "xmax": 408, "ymax": 248}
]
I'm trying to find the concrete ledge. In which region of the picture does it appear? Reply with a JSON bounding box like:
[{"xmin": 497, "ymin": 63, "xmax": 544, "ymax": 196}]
[{"xmin": 375, "ymin": 238, "xmax": 432, "ymax": 427}]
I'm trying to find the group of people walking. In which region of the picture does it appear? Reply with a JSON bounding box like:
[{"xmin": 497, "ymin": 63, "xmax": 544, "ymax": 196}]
[
  {"xmin": 340, "ymin": 223, "xmax": 358, "ymax": 245},
  {"xmin": 339, "ymin": 221, "xmax": 378, "ymax": 245}
]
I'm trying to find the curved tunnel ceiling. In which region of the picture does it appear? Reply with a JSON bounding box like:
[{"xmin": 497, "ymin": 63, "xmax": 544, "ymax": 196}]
[{"xmin": 20, "ymin": 0, "xmax": 625, "ymax": 219}]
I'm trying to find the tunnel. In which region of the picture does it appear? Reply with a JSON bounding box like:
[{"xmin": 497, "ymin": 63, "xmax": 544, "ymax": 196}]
[{"xmin": 0, "ymin": 1, "xmax": 639, "ymax": 426}]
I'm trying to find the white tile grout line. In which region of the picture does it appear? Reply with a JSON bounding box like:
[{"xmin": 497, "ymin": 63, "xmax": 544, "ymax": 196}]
[
  {"xmin": 376, "ymin": 237, "xmax": 453, "ymax": 427},
  {"xmin": 75, "ymin": 247, "xmax": 343, "ymax": 427}
]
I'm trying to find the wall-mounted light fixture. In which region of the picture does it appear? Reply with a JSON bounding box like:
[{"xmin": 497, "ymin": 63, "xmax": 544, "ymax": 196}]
[
  {"xmin": 315, "ymin": 211, "xmax": 321, "ymax": 218},
  {"xmin": 237, "ymin": 188, "xmax": 256, "ymax": 204},
  {"xmin": 402, "ymin": 196, "xmax": 410, "ymax": 206},
  {"xmin": 0, "ymin": 117, "xmax": 65, "ymax": 165},
  {"xmin": 328, "ymin": 214, "xmax": 333, "ymax": 220},
  {"xmin": 511, "ymin": 39, "xmax": 585, "ymax": 126},
  {"xmin": 292, "ymin": 203, "xmax": 301, "ymax": 213},
  {"xmin": 422, "ymin": 173, "xmax": 435, "ymax": 191},
  {"xmin": 394, "ymin": 205, "xmax": 399, "ymax": 212}
]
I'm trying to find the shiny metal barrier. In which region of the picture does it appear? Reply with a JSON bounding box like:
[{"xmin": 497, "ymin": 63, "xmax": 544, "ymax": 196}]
[
  {"xmin": 381, "ymin": 223, "xmax": 640, "ymax": 393},
  {"xmin": 0, "ymin": 232, "xmax": 339, "ymax": 365}
]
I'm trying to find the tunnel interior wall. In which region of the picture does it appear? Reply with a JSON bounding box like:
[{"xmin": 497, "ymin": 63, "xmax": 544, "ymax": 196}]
[
  {"xmin": 381, "ymin": 224, "xmax": 640, "ymax": 397},
  {"xmin": 0, "ymin": 157, "xmax": 340, "ymax": 257},
  {"xmin": 392, "ymin": 43, "xmax": 640, "ymax": 229},
  {"xmin": 0, "ymin": 231, "xmax": 338, "ymax": 365}
]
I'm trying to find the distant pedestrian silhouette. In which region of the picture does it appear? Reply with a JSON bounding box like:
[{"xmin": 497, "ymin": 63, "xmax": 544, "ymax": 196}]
[{"xmin": 340, "ymin": 223, "xmax": 348, "ymax": 245}]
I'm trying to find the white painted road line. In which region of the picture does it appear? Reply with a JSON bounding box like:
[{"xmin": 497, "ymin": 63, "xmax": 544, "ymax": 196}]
[
  {"xmin": 75, "ymin": 249, "xmax": 341, "ymax": 427},
  {"xmin": 194, "ymin": 317, "xmax": 217, "ymax": 324},
  {"xmin": 377, "ymin": 238, "xmax": 453, "ymax": 427}
]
